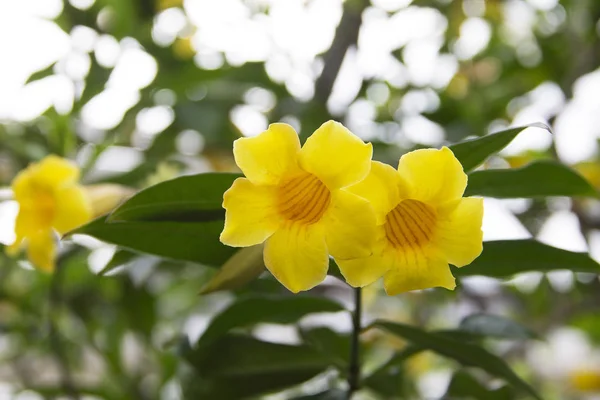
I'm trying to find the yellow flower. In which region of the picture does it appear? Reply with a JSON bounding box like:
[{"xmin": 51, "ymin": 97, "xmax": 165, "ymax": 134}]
[
  {"xmin": 337, "ymin": 147, "xmax": 484, "ymax": 295},
  {"xmin": 569, "ymin": 369, "xmax": 600, "ymax": 392},
  {"xmin": 220, "ymin": 121, "xmax": 377, "ymax": 293},
  {"xmin": 9, "ymin": 155, "xmax": 92, "ymax": 272}
]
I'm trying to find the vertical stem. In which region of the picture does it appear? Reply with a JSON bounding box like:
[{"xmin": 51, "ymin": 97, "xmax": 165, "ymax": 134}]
[{"xmin": 347, "ymin": 287, "xmax": 362, "ymax": 399}]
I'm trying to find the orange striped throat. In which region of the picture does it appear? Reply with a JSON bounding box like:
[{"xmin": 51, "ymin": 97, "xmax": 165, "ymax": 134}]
[
  {"xmin": 384, "ymin": 199, "xmax": 437, "ymax": 249},
  {"xmin": 278, "ymin": 172, "xmax": 331, "ymax": 225}
]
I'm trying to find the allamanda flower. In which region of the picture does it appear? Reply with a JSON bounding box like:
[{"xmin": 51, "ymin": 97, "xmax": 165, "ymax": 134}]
[
  {"xmin": 337, "ymin": 147, "xmax": 484, "ymax": 295},
  {"xmin": 9, "ymin": 155, "xmax": 92, "ymax": 272},
  {"xmin": 220, "ymin": 121, "xmax": 377, "ymax": 293}
]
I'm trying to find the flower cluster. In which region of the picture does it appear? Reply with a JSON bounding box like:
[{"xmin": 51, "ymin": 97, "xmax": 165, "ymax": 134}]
[{"xmin": 221, "ymin": 121, "xmax": 484, "ymax": 294}]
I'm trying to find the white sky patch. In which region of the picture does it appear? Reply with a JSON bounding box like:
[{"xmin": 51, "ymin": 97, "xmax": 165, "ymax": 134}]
[
  {"xmin": 401, "ymin": 115, "xmax": 445, "ymax": 146},
  {"xmin": 510, "ymin": 81, "xmax": 565, "ymax": 126},
  {"xmin": 328, "ymin": 48, "xmax": 362, "ymax": 114},
  {"xmin": 453, "ymin": 18, "xmax": 492, "ymax": 60},
  {"xmin": 230, "ymin": 105, "xmax": 268, "ymax": 137},
  {"xmin": 94, "ymin": 34, "xmax": 121, "ymax": 68},
  {"xmin": 537, "ymin": 210, "xmax": 588, "ymax": 252},
  {"xmin": 107, "ymin": 48, "xmax": 158, "ymax": 91},
  {"xmin": 136, "ymin": 106, "xmax": 175, "ymax": 137},
  {"xmin": 81, "ymin": 88, "xmax": 140, "ymax": 130},
  {"xmin": 555, "ymin": 68, "xmax": 600, "ymax": 164},
  {"xmin": 0, "ymin": 4, "xmax": 70, "ymax": 120},
  {"xmin": 0, "ymin": 201, "xmax": 18, "ymax": 246},
  {"xmin": 482, "ymin": 198, "xmax": 532, "ymax": 241}
]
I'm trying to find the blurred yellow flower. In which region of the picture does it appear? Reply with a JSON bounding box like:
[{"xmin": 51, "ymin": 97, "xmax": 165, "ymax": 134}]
[
  {"xmin": 220, "ymin": 121, "xmax": 377, "ymax": 293},
  {"xmin": 569, "ymin": 368, "xmax": 600, "ymax": 392},
  {"xmin": 337, "ymin": 147, "xmax": 484, "ymax": 295},
  {"xmin": 8, "ymin": 156, "xmax": 91, "ymax": 272}
]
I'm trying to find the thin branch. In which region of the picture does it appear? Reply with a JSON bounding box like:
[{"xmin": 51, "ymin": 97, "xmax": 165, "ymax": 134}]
[{"xmin": 314, "ymin": 0, "xmax": 369, "ymax": 104}]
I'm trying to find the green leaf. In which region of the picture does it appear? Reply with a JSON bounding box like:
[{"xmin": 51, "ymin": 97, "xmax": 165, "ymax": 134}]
[
  {"xmin": 449, "ymin": 123, "xmax": 549, "ymax": 173},
  {"xmin": 465, "ymin": 161, "xmax": 597, "ymax": 198},
  {"xmin": 109, "ymin": 173, "xmax": 239, "ymax": 222},
  {"xmin": 459, "ymin": 314, "xmax": 538, "ymax": 340},
  {"xmin": 455, "ymin": 240, "xmax": 600, "ymax": 278},
  {"xmin": 197, "ymin": 295, "xmax": 345, "ymax": 348},
  {"xmin": 199, "ymin": 245, "xmax": 265, "ymax": 294},
  {"xmin": 300, "ymin": 327, "xmax": 350, "ymax": 368},
  {"xmin": 373, "ymin": 321, "xmax": 542, "ymax": 399},
  {"xmin": 183, "ymin": 335, "xmax": 333, "ymax": 399},
  {"xmin": 69, "ymin": 216, "xmax": 235, "ymax": 267},
  {"xmin": 443, "ymin": 370, "xmax": 515, "ymax": 400}
]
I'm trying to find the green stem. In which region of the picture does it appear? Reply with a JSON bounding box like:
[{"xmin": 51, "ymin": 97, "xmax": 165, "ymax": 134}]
[{"xmin": 347, "ymin": 287, "xmax": 362, "ymax": 399}]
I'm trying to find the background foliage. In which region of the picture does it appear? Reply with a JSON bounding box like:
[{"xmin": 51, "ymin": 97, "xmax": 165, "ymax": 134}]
[{"xmin": 2, "ymin": 0, "xmax": 600, "ymax": 399}]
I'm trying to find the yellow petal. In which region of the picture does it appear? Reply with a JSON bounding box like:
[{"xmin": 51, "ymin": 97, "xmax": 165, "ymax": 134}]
[
  {"xmin": 263, "ymin": 222, "xmax": 328, "ymax": 293},
  {"xmin": 53, "ymin": 186, "xmax": 92, "ymax": 234},
  {"xmin": 221, "ymin": 178, "xmax": 281, "ymax": 247},
  {"xmin": 323, "ymin": 189, "xmax": 377, "ymax": 260},
  {"xmin": 434, "ymin": 197, "xmax": 484, "ymax": 267},
  {"xmin": 383, "ymin": 249, "xmax": 455, "ymax": 295},
  {"xmin": 233, "ymin": 123, "xmax": 301, "ymax": 185},
  {"xmin": 299, "ymin": 121, "xmax": 372, "ymax": 189},
  {"xmin": 347, "ymin": 161, "xmax": 407, "ymax": 223},
  {"xmin": 36, "ymin": 155, "xmax": 80, "ymax": 187},
  {"xmin": 12, "ymin": 155, "xmax": 80, "ymax": 200},
  {"xmin": 14, "ymin": 205, "xmax": 51, "ymax": 237},
  {"xmin": 27, "ymin": 230, "xmax": 56, "ymax": 272},
  {"xmin": 397, "ymin": 147, "xmax": 467, "ymax": 206},
  {"xmin": 336, "ymin": 233, "xmax": 394, "ymax": 287}
]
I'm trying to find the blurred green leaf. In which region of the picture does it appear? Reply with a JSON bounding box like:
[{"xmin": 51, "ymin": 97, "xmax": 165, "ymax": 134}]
[
  {"xmin": 449, "ymin": 124, "xmax": 549, "ymax": 173},
  {"xmin": 184, "ymin": 335, "xmax": 333, "ymax": 399},
  {"xmin": 373, "ymin": 321, "xmax": 542, "ymax": 399},
  {"xmin": 69, "ymin": 216, "xmax": 236, "ymax": 267},
  {"xmin": 459, "ymin": 314, "xmax": 538, "ymax": 340},
  {"xmin": 455, "ymin": 240, "xmax": 600, "ymax": 278},
  {"xmin": 465, "ymin": 161, "xmax": 597, "ymax": 198},
  {"xmin": 363, "ymin": 362, "xmax": 405, "ymax": 398},
  {"xmin": 442, "ymin": 370, "xmax": 515, "ymax": 400},
  {"xmin": 109, "ymin": 173, "xmax": 239, "ymax": 222},
  {"xmin": 197, "ymin": 295, "xmax": 345, "ymax": 348},
  {"xmin": 199, "ymin": 245, "xmax": 265, "ymax": 295},
  {"xmin": 300, "ymin": 327, "xmax": 350, "ymax": 368}
]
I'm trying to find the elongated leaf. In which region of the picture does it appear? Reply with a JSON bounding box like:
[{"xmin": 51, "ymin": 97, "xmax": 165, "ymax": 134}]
[
  {"xmin": 373, "ymin": 321, "xmax": 541, "ymax": 399},
  {"xmin": 69, "ymin": 216, "xmax": 235, "ymax": 267},
  {"xmin": 184, "ymin": 335, "xmax": 332, "ymax": 399},
  {"xmin": 465, "ymin": 161, "xmax": 597, "ymax": 198},
  {"xmin": 109, "ymin": 173, "xmax": 239, "ymax": 222},
  {"xmin": 300, "ymin": 327, "xmax": 351, "ymax": 368},
  {"xmin": 449, "ymin": 123, "xmax": 549, "ymax": 173},
  {"xmin": 443, "ymin": 370, "xmax": 514, "ymax": 400},
  {"xmin": 460, "ymin": 314, "xmax": 538, "ymax": 340},
  {"xmin": 455, "ymin": 240, "xmax": 600, "ymax": 278},
  {"xmin": 197, "ymin": 295, "xmax": 345, "ymax": 348},
  {"xmin": 199, "ymin": 245, "xmax": 265, "ymax": 294}
]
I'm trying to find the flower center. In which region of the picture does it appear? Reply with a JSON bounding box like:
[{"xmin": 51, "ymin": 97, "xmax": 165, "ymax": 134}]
[
  {"xmin": 278, "ymin": 172, "xmax": 331, "ymax": 224},
  {"xmin": 384, "ymin": 199, "xmax": 437, "ymax": 248}
]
